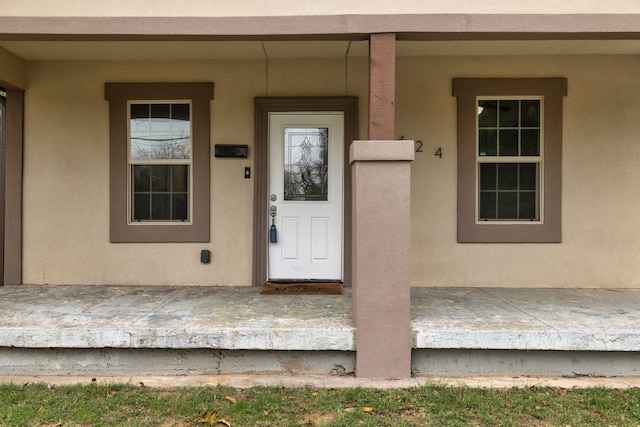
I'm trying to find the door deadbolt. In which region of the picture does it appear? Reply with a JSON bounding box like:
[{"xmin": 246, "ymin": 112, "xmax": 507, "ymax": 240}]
[
  {"xmin": 270, "ymin": 205, "xmax": 277, "ymax": 217},
  {"xmin": 270, "ymin": 194, "xmax": 277, "ymax": 202}
]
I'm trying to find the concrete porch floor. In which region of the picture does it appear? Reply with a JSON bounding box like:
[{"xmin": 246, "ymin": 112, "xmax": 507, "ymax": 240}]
[{"xmin": 0, "ymin": 285, "xmax": 639, "ymax": 377}]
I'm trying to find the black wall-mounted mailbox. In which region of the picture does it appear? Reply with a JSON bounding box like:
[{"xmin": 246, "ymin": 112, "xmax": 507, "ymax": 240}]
[{"xmin": 214, "ymin": 144, "xmax": 248, "ymax": 158}]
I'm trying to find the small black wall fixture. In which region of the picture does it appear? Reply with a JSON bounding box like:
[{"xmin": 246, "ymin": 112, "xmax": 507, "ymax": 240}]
[
  {"xmin": 200, "ymin": 249, "xmax": 211, "ymax": 264},
  {"xmin": 214, "ymin": 144, "xmax": 248, "ymax": 158}
]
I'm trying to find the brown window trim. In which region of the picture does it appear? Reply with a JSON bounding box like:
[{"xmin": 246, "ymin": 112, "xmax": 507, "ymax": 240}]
[
  {"xmin": 105, "ymin": 82, "xmax": 213, "ymax": 243},
  {"xmin": 453, "ymin": 78, "xmax": 567, "ymax": 243}
]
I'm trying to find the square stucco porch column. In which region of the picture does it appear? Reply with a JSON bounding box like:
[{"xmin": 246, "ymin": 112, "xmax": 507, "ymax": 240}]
[{"xmin": 350, "ymin": 139, "xmax": 414, "ymax": 379}]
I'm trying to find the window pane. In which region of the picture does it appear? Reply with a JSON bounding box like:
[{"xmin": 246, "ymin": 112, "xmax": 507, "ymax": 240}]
[
  {"xmin": 499, "ymin": 100, "xmax": 519, "ymax": 127},
  {"xmin": 478, "ymin": 163, "xmax": 539, "ymax": 221},
  {"xmin": 497, "ymin": 192, "xmax": 518, "ymax": 219},
  {"xmin": 499, "ymin": 130, "xmax": 518, "ymax": 156},
  {"xmin": 130, "ymin": 103, "xmax": 149, "ymax": 119},
  {"xmin": 130, "ymin": 104, "xmax": 151, "ymax": 160},
  {"xmin": 172, "ymin": 194, "xmax": 188, "ymax": 221},
  {"xmin": 519, "ymin": 192, "xmax": 537, "ymax": 219},
  {"xmin": 521, "ymin": 129, "xmax": 540, "ymax": 156},
  {"xmin": 133, "ymin": 194, "xmax": 150, "ymax": 221},
  {"xmin": 129, "ymin": 102, "xmax": 191, "ymax": 160},
  {"xmin": 519, "ymin": 163, "xmax": 538, "ymax": 191},
  {"xmin": 479, "ymin": 130, "xmax": 497, "ymax": 156},
  {"xmin": 497, "ymin": 163, "xmax": 518, "ymax": 190},
  {"xmin": 171, "ymin": 165, "xmax": 188, "ymax": 192},
  {"xmin": 479, "ymin": 163, "xmax": 497, "ymax": 190},
  {"xmin": 152, "ymin": 194, "xmax": 171, "ymax": 219},
  {"xmin": 284, "ymin": 127, "xmax": 329, "ymax": 201},
  {"xmin": 132, "ymin": 165, "xmax": 190, "ymax": 222},
  {"xmin": 479, "ymin": 192, "xmax": 496, "ymax": 219},
  {"xmin": 151, "ymin": 103, "xmax": 170, "ymax": 119},
  {"xmin": 172, "ymin": 104, "xmax": 190, "ymax": 121},
  {"xmin": 478, "ymin": 100, "xmax": 497, "ymax": 127},
  {"xmin": 133, "ymin": 165, "xmax": 150, "ymax": 192},
  {"xmin": 170, "ymin": 104, "xmax": 191, "ymax": 160},
  {"xmin": 151, "ymin": 165, "xmax": 170, "ymax": 192},
  {"xmin": 521, "ymin": 100, "xmax": 540, "ymax": 127}
]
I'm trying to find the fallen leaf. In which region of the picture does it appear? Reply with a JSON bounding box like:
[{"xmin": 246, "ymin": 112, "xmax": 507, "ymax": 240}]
[
  {"xmin": 361, "ymin": 407, "xmax": 375, "ymax": 413},
  {"xmin": 218, "ymin": 419, "xmax": 232, "ymax": 426},
  {"xmin": 204, "ymin": 409, "xmax": 220, "ymax": 424},
  {"xmin": 192, "ymin": 408, "xmax": 221, "ymax": 425},
  {"xmin": 225, "ymin": 396, "xmax": 237, "ymax": 404},
  {"xmin": 344, "ymin": 407, "xmax": 356, "ymax": 413},
  {"xmin": 311, "ymin": 392, "xmax": 319, "ymax": 397},
  {"xmin": 263, "ymin": 409, "xmax": 270, "ymax": 416}
]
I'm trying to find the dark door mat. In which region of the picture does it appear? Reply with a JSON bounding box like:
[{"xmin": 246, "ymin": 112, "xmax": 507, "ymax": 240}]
[{"xmin": 261, "ymin": 282, "xmax": 342, "ymax": 295}]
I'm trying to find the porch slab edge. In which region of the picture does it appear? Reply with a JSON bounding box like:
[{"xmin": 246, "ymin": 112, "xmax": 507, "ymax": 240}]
[
  {"xmin": 412, "ymin": 330, "xmax": 640, "ymax": 352},
  {"xmin": 0, "ymin": 327, "xmax": 355, "ymax": 351}
]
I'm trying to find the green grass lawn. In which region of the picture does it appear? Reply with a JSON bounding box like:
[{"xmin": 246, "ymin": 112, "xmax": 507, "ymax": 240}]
[{"xmin": 1, "ymin": 382, "xmax": 640, "ymax": 426}]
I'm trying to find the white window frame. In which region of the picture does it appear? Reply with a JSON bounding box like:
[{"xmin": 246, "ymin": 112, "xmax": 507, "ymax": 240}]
[
  {"xmin": 126, "ymin": 100, "xmax": 194, "ymax": 225},
  {"xmin": 475, "ymin": 96, "xmax": 545, "ymax": 225}
]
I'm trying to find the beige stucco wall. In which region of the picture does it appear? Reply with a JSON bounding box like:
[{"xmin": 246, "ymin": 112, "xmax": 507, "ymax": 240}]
[
  {"xmin": 22, "ymin": 56, "xmax": 366, "ymax": 285},
  {"xmin": 4, "ymin": 0, "xmax": 640, "ymax": 16},
  {"xmin": 400, "ymin": 54, "xmax": 640, "ymax": 288},
  {"xmin": 20, "ymin": 50, "xmax": 640, "ymax": 288}
]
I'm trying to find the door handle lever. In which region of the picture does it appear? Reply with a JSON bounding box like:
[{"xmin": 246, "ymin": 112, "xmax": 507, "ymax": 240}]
[{"xmin": 269, "ymin": 205, "xmax": 277, "ymax": 243}]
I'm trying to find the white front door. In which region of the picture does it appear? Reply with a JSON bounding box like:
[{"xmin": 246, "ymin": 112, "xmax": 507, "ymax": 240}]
[{"xmin": 268, "ymin": 113, "xmax": 344, "ymax": 281}]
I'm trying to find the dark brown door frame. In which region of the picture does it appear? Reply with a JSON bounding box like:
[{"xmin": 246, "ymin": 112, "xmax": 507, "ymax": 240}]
[
  {"xmin": 0, "ymin": 92, "xmax": 5, "ymax": 285},
  {"xmin": 252, "ymin": 97, "xmax": 359, "ymax": 287},
  {"xmin": 0, "ymin": 87, "xmax": 24, "ymax": 286}
]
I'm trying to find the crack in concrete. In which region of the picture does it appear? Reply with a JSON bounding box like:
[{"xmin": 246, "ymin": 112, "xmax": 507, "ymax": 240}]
[{"xmin": 479, "ymin": 288, "xmax": 559, "ymax": 331}]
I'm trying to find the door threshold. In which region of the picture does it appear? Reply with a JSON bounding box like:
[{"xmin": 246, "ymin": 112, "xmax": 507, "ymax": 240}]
[
  {"xmin": 267, "ymin": 279, "xmax": 343, "ymax": 284},
  {"xmin": 261, "ymin": 281, "xmax": 342, "ymax": 295}
]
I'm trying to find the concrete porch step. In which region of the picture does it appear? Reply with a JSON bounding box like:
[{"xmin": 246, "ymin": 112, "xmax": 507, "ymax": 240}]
[
  {"xmin": 0, "ymin": 285, "xmax": 355, "ymax": 351},
  {"xmin": 1, "ymin": 285, "xmax": 640, "ymax": 377},
  {"xmin": 2, "ymin": 285, "xmax": 640, "ymax": 352},
  {"xmin": 411, "ymin": 287, "xmax": 640, "ymax": 352}
]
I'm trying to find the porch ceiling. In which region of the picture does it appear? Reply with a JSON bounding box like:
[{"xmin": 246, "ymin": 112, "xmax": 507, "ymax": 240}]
[{"xmin": 1, "ymin": 39, "xmax": 640, "ymax": 61}]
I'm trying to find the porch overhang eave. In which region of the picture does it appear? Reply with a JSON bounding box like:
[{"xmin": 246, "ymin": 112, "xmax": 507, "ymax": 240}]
[{"xmin": 1, "ymin": 13, "xmax": 640, "ymax": 41}]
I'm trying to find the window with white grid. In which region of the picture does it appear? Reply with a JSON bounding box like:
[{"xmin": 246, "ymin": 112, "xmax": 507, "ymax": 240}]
[
  {"xmin": 128, "ymin": 102, "xmax": 192, "ymax": 223},
  {"xmin": 476, "ymin": 98, "xmax": 543, "ymax": 222}
]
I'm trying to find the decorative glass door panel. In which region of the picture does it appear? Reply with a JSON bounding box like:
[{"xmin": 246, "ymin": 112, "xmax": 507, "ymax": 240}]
[{"xmin": 284, "ymin": 127, "xmax": 329, "ymax": 202}]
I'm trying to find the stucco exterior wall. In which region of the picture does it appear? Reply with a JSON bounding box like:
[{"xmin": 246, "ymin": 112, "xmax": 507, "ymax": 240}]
[
  {"xmin": 400, "ymin": 55, "xmax": 640, "ymax": 287},
  {"xmin": 22, "ymin": 57, "xmax": 366, "ymax": 285},
  {"xmin": 5, "ymin": 0, "xmax": 640, "ymax": 16},
  {"xmin": 21, "ymin": 53, "xmax": 640, "ymax": 287}
]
